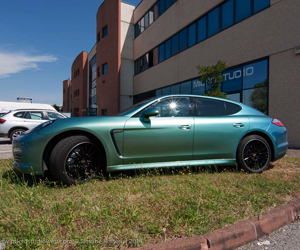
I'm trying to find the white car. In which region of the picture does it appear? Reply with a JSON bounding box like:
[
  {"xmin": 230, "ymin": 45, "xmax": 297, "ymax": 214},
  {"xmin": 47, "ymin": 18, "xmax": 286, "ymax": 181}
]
[{"xmin": 0, "ymin": 109, "xmax": 67, "ymax": 141}]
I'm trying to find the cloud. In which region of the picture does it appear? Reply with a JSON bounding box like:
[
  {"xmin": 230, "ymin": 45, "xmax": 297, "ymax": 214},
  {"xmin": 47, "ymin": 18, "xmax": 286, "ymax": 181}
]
[{"xmin": 0, "ymin": 51, "xmax": 58, "ymax": 78}]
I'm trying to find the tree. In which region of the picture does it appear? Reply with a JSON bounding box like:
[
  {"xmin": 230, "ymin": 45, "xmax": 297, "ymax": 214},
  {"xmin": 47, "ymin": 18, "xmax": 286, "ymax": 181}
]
[
  {"xmin": 249, "ymin": 80, "xmax": 268, "ymax": 114},
  {"xmin": 196, "ymin": 60, "xmax": 227, "ymax": 99}
]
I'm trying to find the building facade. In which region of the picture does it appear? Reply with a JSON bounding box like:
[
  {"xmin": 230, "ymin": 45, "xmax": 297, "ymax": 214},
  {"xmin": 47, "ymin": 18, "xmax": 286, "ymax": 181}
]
[{"xmin": 62, "ymin": 0, "xmax": 300, "ymax": 148}]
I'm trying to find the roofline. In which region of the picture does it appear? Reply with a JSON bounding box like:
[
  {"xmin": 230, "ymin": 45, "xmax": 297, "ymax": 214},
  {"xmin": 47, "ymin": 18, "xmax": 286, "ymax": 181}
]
[{"xmin": 71, "ymin": 51, "xmax": 88, "ymax": 69}]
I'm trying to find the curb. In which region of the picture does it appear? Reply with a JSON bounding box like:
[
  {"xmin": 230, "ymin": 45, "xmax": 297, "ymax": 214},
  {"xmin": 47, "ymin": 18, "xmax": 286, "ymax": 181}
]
[{"xmin": 129, "ymin": 199, "xmax": 300, "ymax": 250}]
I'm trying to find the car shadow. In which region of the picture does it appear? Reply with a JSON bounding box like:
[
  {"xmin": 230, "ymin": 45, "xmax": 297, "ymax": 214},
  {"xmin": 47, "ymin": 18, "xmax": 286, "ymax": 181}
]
[{"xmin": 0, "ymin": 140, "xmax": 11, "ymax": 145}]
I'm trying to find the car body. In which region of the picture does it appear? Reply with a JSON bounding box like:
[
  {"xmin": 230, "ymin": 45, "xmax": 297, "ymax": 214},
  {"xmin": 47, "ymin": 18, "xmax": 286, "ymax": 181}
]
[
  {"xmin": 12, "ymin": 95, "xmax": 288, "ymax": 185},
  {"xmin": 0, "ymin": 112, "xmax": 8, "ymax": 117},
  {"xmin": 0, "ymin": 109, "xmax": 67, "ymax": 141}
]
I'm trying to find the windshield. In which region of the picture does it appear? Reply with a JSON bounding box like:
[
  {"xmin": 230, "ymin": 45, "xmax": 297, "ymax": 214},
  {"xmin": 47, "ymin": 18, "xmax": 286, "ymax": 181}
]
[{"xmin": 118, "ymin": 97, "xmax": 157, "ymax": 116}]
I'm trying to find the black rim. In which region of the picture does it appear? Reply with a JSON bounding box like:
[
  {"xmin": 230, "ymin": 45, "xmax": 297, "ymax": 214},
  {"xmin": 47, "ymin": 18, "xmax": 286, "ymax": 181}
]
[
  {"xmin": 64, "ymin": 142, "xmax": 100, "ymax": 182},
  {"xmin": 242, "ymin": 139, "xmax": 270, "ymax": 171}
]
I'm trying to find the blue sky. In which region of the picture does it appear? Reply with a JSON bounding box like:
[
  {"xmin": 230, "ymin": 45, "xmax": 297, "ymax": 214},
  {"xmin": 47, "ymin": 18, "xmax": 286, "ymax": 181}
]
[{"xmin": 0, "ymin": 0, "xmax": 141, "ymax": 105}]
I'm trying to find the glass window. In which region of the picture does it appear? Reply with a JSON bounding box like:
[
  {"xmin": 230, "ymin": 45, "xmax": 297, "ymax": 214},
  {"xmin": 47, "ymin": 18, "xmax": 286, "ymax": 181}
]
[
  {"xmin": 181, "ymin": 81, "xmax": 191, "ymax": 94},
  {"xmin": 156, "ymin": 89, "xmax": 162, "ymax": 96},
  {"xmin": 102, "ymin": 26, "xmax": 108, "ymax": 38},
  {"xmin": 149, "ymin": 7, "xmax": 154, "ymax": 24},
  {"xmin": 144, "ymin": 13, "xmax": 149, "ymax": 28},
  {"xmin": 166, "ymin": 0, "xmax": 172, "ymax": 9},
  {"xmin": 103, "ymin": 63, "xmax": 108, "ymax": 75},
  {"xmin": 149, "ymin": 51, "xmax": 154, "ymax": 68},
  {"xmin": 159, "ymin": 0, "xmax": 165, "ymax": 16},
  {"xmin": 165, "ymin": 39, "xmax": 171, "ymax": 59},
  {"xmin": 226, "ymin": 93, "xmax": 241, "ymax": 102},
  {"xmin": 154, "ymin": 2, "xmax": 160, "ymax": 20},
  {"xmin": 254, "ymin": 0, "xmax": 270, "ymax": 13},
  {"xmin": 197, "ymin": 16, "xmax": 207, "ymax": 42},
  {"xmin": 47, "ymin": 112, "xmax": 65, "ymax": 120},
  {"xmin": 222, "ymin": 67, "xmax": 243, "ymax": 92},
  {"xmin": 140, "ymin": 18, "xmax": 145, "ymax": 33},
  {"xmin": 158, "ymin": 43, "xmax": 165, "ymax": 63},
  {"xmin": 171, "ymin": 84, "xmax": 180, "ymax": 94},
  {"xmin": 179, "ymin": 28, "xmax": 188, "ymax": 52},
  {"xmin": 13, "ymin": 112, "xmax": 25, "ymax": 118},
  {"xmin": 171, "ymin": 34, "xmax": 179, "ymax": 56},
  {"xmin": 236, "ymin": 0, "xmax": 252, "ymax": 23},
  {"xmin": 243, "ymin": 88, "xmax": 268, "ymax": 114},
  {"xmin": 134, "ymin": 24, "xmax": 139, "ymax": 38},
  {"xmin": 208, "ymin": 7, "xmax": 220, "ymax": 37},
  {"xmin": 162, "ymin": 87, "xmax": 171, "ymax": 95},
  {"xmin": 28, "ymin": 112, "xmax": 45, "ymax": 120},
  {"xmin": 141, "ymin": 97, "xmax": 191, "ymax": 117},
  {"xmin": 222, "ymin": 0, "xmax": 234, "ymax": 30},
  {"xmin": 243, "ymin": 60, "xmax": 268, "ymax": 89},
  {"xmin": 188, "ymin": 23, "xmax": 196, "ymax": 47},
  {"xmin": 194, "ymin": 98, "xmax": 227, "ymax": 116},
  {"xmin": 192, "ymin": 79, "xmax": 205, "ymax": 95}
]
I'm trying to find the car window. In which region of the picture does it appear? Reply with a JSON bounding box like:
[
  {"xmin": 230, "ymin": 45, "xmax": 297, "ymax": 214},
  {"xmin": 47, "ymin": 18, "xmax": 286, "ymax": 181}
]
[
  {"xmin": 47, "ymin": 112, "xmax": 65, "ymax": 120},
  {"xmin": 13, "ymin": 112, "xmax": 25, "ymax": 118},
  {"xmin": 24, "ymin": 111, "xmax": 45, "ymax": 120},
  {"xmin": 134, "ymin": 97, "xmax": 192, "ymax": 117},
  {"xmin": 193, "ymin": 98, "xmax": 241, "ymax": 116}
]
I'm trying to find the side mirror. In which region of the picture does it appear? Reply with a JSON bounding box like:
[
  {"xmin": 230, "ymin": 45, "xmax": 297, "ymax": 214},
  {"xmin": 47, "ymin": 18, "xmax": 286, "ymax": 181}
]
[{"xmin": 142, "ymin": 108, "xmax": 159, "ymax": 122}]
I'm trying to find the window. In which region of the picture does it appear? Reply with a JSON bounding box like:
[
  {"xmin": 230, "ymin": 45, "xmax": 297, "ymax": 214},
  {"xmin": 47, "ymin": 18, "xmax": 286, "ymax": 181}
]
[
  {"xmin": 222, "ymin": 0, "xmax": 234, "ymax": 30},
  {"xmin": 135, "ymin": 23, "xmax": 140, "ymax": 38},
  {"xmin": 102, "ymin": 109, "xmax": 107, "ymax": 116},
  {"xmin": 188, "ymin": 22, "xmax": 196, "ymax": 47},
  {"xmin": 137, "ymin": 97, "xmax": 191, "ymax": 117},
  {"xmin": 180, "ymin": 81, "xmax": 191, "ymax": 94},
  {"xmin": 222, "ymin": 67, "xmax": 243, "ymax": 92},
  {"xmin": 243, "ymin": 60, "xmax": 268, "ymax": 89},
  {"xmin": 144, "ymin": 13, "xmax": 149, "ymax": 28},
  {"xmin": 97, "ymin": 67, "xmax": 100, "ymax": 77},
  {"xmin": 140, "ymin": 18, "xmax": 145, "ymax": 33},
  {"xmin": 149, "ymin": 7, "xmax": 154, "ymax": 24},
  {"xmin": 103, "ymin": 63, "xmax": 108, "ymax": 75},
  {"xmin": 158, "ymin": 43, "xmax": 165, "ymax": 63},
  {"xmin": 166, "ymin": 0, "xmax": 172, "ymax": 9},
  {"xmin": 159, "ymin": 0, "xmax": 165, "ymax": 16},
  {"xmin": 13, "ymin": 112, "xmax": 25, "ymax": 118},
  {"xmin": 179, "ymin": 28, "xmax": 188, "ymax": 52},
  {"xmin": 236, "ymin": 0, "xmax": 252, "ymax": 23},
  {"xmin": 193, "ymin": 98, "xmax": 241, "ymax": 116},
  {"xmin": 47, "ymin": 112, "xmax": 65, "ymax": 120},
  {"xmin": 154, "ymin": 1, "xmax": 160, "ymax": 20},
  {"xmin": 208, "ymin": 7, "xmax": 220, "ymax": 37},
  {"xmin": 226, "ymin": 93, "xmax": 241, "ymax": 102},
  {"xmin": 171, "ymin": 84, "xmax": 180, "ymax": 94},
  {"xmin": 149, "ymin": 51, "xmax": 154, "ymax": 68},
  {"xmin": 197, "ymin": 16, "xmax": 207, "ymax": 42},
  {"xmin": 97, "ymin": 32, "xmax": 100, "ymax": 42},
  {"xmin": 165, "ymin": 39, "xmax": 171, "ymax": 59},
  {"xmin": 192, "ymin": 80, "xmax": 205, "ymax": 95},
  {"xmin": 25, "ymin": 111, "xmax": 45, "ymax": 120},
  {"xmin": 156, "ymin": 89, "xmax": 162, "ymax": 96},
  {"xmin": 102, "ymin": 26, "xmax": 108, "ymax": 38},
  {"xmin": 171, "ymin": 34, "xmax": 179, "ymax": 56},
  {"xmin": 162, "ymin": 86, "xmax": 170, "ymax": 95},
  {"xmin": 254, "ymin": 0, "xmax": 270, "ymax": 13}
]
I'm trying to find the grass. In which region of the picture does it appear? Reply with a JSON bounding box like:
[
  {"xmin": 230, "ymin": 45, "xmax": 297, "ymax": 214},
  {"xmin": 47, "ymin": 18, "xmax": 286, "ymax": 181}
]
[{"xmin": 0, "ymin": 157, "xmax": 300, "ymax": 249}]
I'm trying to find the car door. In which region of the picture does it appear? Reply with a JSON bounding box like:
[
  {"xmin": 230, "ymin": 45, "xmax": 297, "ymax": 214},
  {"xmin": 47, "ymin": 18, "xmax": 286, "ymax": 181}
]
[
  {"xmin": 23, "ymin": 111, "xmax": 48, "ymax": 129},
  {"xmin": 192, "ymin": 97, "xmax": 249, "ymax": 160},
  {"xmin": 123, "ymin": 96, "xmax": 194, "ymax": 164}
]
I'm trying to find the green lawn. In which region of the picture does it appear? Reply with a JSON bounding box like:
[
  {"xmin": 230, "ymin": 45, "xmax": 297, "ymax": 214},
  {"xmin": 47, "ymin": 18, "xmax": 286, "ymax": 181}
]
[{"xmin": 1, "ymin": 157, "xmax": 300, "ymax": 249}]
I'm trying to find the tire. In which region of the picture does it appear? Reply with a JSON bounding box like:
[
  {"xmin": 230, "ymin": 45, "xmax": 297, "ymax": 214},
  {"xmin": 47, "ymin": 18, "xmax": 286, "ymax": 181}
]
[
  {"xmin": 50, "ymin": 135, "xmax": 103, "ymax": 185},
  {"xmin": 10, "ymin": 128, "xmax": 26, "ymax": 141},
  {"xmin": 237, "ymin": 135, "xmax": 271, "ymax": 173}
]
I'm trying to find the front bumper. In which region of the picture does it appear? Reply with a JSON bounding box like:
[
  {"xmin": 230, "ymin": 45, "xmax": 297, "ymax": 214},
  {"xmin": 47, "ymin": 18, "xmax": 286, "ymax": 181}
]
[{"xmin": 12, "ymin": 132, "xmax": 48, "ymax": 175}]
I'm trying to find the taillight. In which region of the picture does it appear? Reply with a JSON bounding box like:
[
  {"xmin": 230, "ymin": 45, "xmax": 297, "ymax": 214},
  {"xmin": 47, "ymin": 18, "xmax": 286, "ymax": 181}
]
[
  {"xmin": 272, "ymin": 118, "xmax": 284, "ymax": 127},
  {"xmin": 0, "ymin": 119, "xmax": 6, "ymax": 124}
]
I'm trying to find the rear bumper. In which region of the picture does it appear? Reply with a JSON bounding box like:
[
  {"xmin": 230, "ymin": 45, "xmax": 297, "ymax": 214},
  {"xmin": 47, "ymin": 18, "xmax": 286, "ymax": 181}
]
[{"xmin": 273, "ymin": 142, "xmax": 288, "ymax": 161}]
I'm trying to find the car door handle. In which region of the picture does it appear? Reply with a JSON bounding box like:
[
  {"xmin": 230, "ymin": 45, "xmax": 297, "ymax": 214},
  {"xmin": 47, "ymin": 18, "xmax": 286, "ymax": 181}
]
[
  {"xmin": 179, "ymin": 125, "xmax": 192, "ymax": 130},
  {"xmin": 233, "ymin": 123, "xmax": 244, "ymax": 128}
]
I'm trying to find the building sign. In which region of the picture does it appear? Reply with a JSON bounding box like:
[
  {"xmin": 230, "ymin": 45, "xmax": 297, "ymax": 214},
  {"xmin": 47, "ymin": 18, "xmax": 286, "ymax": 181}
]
[
  {"xmin": 223, "ymin": 66, "xmax": 254, "ymax": 81},
  {"xmin": 17, "ymin": 97, "xmax": 32, "ymax": 103}
]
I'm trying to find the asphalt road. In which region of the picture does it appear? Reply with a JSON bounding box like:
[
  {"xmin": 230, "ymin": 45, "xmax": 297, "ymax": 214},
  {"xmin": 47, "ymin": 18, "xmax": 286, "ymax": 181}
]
[
  {"xmin": 0, "ymin": 137, "xmax": 12, "ymax": 160},
  {"xmin": 237, "ymin": 221, "xmax": 300, "ymax": 250}
]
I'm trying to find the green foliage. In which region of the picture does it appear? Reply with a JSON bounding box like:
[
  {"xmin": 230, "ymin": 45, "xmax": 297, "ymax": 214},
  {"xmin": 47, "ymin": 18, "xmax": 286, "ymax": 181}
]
[
  {"xmin": 196, "ymin": 60, "xmax": 227, "ymax": 98},
  {"xmin": 250, "ymin": 80, "xmax": 268, "ymax": 114}
]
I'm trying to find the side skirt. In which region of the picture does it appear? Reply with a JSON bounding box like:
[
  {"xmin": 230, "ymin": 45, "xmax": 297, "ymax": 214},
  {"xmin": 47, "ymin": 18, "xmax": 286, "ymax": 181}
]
[{"xmin": 107, "ymin": 159, "xmax": 236, "ymax": 172}]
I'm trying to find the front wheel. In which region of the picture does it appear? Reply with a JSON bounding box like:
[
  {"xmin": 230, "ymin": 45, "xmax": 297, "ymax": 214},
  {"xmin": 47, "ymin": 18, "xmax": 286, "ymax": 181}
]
[
  {"xmin": 237, "ymin": 135, "xmax": 271, "ymax": 173},
  {"xmin": 50, "ymin": 135, "xmax": 103, "ymax": 185}
]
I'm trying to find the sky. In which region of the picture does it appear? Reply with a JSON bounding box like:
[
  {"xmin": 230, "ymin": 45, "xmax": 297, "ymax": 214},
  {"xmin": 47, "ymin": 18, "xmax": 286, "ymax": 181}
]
[{"xmin": 0, "ymin": 0, "xmax": 141, "ymax": 105}]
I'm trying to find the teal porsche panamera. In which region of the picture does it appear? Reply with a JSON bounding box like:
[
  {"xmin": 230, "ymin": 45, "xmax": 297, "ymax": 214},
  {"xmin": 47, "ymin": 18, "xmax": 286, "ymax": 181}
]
[{"xmin": 12, "ymin": 95, "xmax": 288, "ymax": 185}]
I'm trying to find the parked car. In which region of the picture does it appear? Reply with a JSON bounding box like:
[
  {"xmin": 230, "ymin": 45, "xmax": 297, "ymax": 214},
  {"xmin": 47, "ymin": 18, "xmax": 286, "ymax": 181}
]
[
  {"xmin": 0, "ymin": 109, "xmax": 67, "ymax": 141},
  {"xmin": 0, "ymin": 112, "xmax": 8, "ymax": 117},
  {"xmin": 12, "ymin": 95, "xmax": 288, "ymax": 185}
]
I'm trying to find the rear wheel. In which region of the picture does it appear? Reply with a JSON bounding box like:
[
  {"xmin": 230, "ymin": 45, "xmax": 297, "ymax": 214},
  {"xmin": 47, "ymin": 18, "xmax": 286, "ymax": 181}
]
[
  {"xmin": 237, "ymin": 135, "xmax": 271, "ymax": 173},
  {"xmin": 10, "ymin": 129, "xmax": 26, "ymax": 141},
  {"xmin": 50, "ymin": 135, "xmax": 103, "ymax": 185}
]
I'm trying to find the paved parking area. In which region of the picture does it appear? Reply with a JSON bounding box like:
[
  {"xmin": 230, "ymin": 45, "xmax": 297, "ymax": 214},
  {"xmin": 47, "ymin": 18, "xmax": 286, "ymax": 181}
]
[{"xmin": 0, "ymin": 137, "xmax": 12, "ymax": 160}]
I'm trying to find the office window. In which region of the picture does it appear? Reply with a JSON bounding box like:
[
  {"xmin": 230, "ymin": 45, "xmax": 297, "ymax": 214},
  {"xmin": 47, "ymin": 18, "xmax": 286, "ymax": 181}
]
[
  {"xmin": 188, "ymin": 22, "xmax": 196, "ymax": 47},
  {"xmin": 243, "ymin": 88, "xmax": 267, "ymax": 114},
  {"xmin": 192, "ymin": 80, "xmax": 205, "ymax": 95},
  {"xmin": 144, "ymin": 13, "xmax": 149, "ymax": 28},
  {"xmin": 254, "ymin": 0, "xmax": 270, "ymax": 13},
  {"xmin": 158, "ymin": 43, "xmax": 165, "ymax": 63},
  {"xmin": 236, "ymin": 0, "xmax": 252, "ymax": 23},
  {"xmin": 154, "ymin": 2, "xmax": 160, "ymax": 20},
  {"xmin": 197, "ymin": 16, "xmax": 207, "ymax": 42},
  {"xmin": 166, "ymin": 0, "xmax": 172, "ymax": 9},
  {"xmin": 222, "ymin": 67, "xmax": 243, "ymax": 92},
  {"xmin": 102, "ymin": 26, "xmax": 108, "ymax": 38},
  {"xmin": 140, "ymin": 18, "xmax": 145, "ymax": 33},
  {"xmin": 102, "ymin": 63, "xmax": 107, "ymax": 75},
  {"xmin": 149, "ymin": 7, "xmax": 154, "ymax": 24},
  {"xmin": 179, "ymin": 28, "xmax": 188, "ymax": 52},
  {"xmin": 97, "ymin": 32, "xmax": 100, "ymax": 42},
  {"xmin": 222, "ymin": 0, "xmax": 234, "ymax": 30},
  {"xmin": 165, "ymin": 39, "xmax": 171, "ymax": 59},
  {"xmin": 162, "ymin": 86, "xmax": 170, "ymax": 95},
  {"xmin": 243, "ymin": 60, "xmax": 268, "ymax": 89},
  {"xmin": 171, "ymin": 34, "xmax": 179, "ymax": 56},
  {"xmin": 135, "ymin": 23, "xmax": 140, "ymax": 38},
  {"xmin": 97, "ymin": 67, "xmax": 100, "ymax": 77},
  {"xmin": 149, "ymin": 51, "xmax": 154, "ymax": 68},
  {"xmin": 159, "ymin": 0, "xmax": 165, "ymax": 16},
  {"xmin": 180, "ymin": 81, "xmax": 191, "ymax": 94},
  {"xmin": 171, "ymin": 84, "xmax": 180, "ymax": 94},
  {"xmin": 102, "ymin": 109, "xmax": 107, "ymax": 116},
  {"xmin": 156, "ymin": 89, "xmax": 162, "ymax": 96},
  {"xmin": 208, "ymin": 7, "xmax": 220, "ymax": 37},
  {"xmin": 153, "ymin": 47, "xmax": 158, "ymax": 65}
]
